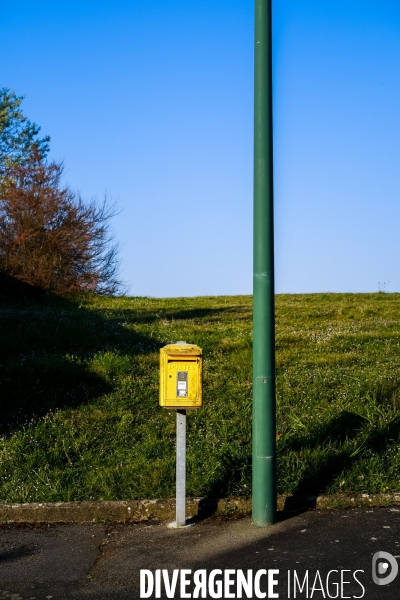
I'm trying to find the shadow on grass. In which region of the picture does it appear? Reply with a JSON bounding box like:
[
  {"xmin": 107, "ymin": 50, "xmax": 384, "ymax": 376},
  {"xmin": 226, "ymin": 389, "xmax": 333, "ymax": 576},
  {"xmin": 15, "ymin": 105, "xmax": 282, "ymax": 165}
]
[
  {"xmin": 281, "ymin": 404, "xmax": 400, "ymax": 497},
  {"xmin": 285, "ymin": 411, "xmax": 367, "ymax": 452},
  {"xmin": 108, "ymin": 305, "xmax": 251, "ymax": 325},
  {"xmin": 0, "ymin": 274, "xmax": 157, "ymax": 436},
  {"xmin": 200, "ymin": 451, "xmax": 252, "ymax": 499}
]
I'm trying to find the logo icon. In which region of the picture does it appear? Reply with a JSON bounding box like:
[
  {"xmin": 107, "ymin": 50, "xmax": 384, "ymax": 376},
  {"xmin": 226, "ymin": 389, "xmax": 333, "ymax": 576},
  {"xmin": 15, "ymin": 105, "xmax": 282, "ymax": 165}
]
[{"xmin": 372, "ymin": 551, "xmax": 398, "ymax": 586}]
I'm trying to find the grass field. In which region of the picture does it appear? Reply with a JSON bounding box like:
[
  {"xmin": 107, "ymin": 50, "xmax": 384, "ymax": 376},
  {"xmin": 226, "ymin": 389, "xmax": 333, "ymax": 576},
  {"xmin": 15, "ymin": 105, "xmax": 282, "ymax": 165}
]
[{"xmin": 1, "ymin": 291, "xmax": 400, "ymax": 502}]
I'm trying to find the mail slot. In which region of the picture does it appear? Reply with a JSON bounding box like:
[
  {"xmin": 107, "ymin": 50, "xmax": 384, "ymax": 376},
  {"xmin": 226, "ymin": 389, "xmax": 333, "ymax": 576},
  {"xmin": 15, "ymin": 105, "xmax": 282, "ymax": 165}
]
[{"xmin": 160, "ymin": 342, "xmax": 203, "ymax": 409}]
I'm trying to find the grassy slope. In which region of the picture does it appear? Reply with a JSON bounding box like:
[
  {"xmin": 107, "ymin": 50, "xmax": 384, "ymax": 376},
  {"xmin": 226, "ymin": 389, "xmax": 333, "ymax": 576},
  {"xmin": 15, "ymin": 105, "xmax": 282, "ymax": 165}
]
[{"xmin": 0, "ymin": 292, "xmax": 399, "ymax": 502}]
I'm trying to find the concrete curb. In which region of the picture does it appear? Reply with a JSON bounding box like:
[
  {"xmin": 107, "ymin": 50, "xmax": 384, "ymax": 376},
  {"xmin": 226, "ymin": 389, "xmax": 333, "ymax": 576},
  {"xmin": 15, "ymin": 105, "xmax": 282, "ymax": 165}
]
[{"xmin": 1, "ymin": 493, "xmax": 400, "ymax": 524}]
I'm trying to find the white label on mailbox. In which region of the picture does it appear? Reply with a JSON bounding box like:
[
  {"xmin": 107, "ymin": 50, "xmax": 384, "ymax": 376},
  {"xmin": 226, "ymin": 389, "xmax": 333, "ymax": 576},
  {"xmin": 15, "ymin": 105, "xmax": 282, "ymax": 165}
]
[{"xmin": 177, "ymin": 372, "xmax": 188, "ymax": 397}]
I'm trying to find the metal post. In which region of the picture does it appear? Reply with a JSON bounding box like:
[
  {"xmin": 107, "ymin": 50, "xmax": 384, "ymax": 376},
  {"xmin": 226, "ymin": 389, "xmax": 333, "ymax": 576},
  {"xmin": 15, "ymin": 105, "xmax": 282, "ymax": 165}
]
[
  {"xmin": 176, "ymin": 409, "xmax": 186, "ymax": 527},
  {"xmin": 252, "ymin": 0, "xmax": 276, "ymax": 527}
]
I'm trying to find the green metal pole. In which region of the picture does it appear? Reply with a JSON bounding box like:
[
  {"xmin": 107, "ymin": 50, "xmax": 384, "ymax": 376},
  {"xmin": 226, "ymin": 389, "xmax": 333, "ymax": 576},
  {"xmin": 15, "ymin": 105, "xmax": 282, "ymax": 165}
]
[{"xmin": 252, "ymin": 0, "xmax": 276, "ymax": 527}]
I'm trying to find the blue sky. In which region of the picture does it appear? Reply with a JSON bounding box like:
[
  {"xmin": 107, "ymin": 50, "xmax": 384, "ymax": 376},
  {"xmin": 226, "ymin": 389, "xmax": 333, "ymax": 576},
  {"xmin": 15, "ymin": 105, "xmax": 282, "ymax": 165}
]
[{"xmin": 2, "ymin": 1, "xmax": 400, "ymax": 296}]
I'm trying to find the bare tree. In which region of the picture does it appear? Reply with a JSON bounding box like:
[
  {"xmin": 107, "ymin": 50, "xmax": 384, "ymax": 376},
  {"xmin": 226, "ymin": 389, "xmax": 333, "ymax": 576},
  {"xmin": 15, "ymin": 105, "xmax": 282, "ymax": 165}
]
[{"xmin": 0, "ymin": 148, "xmax": 122, "ymax": 295}]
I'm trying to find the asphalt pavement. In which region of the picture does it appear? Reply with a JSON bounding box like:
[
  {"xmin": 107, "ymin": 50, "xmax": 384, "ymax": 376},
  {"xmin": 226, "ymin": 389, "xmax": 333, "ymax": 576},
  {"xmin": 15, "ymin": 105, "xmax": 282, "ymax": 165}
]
[{"xmin": 1, "ymin": 507, "xmax": 400, "ymax": 600}]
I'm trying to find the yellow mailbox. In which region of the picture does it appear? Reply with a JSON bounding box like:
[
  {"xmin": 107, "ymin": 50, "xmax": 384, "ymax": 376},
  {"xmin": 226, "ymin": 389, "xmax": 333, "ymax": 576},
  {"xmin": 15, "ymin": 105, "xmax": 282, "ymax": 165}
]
[{"xmin": 160, "ymin": 342, "xmax": 202, "ymax": 409}]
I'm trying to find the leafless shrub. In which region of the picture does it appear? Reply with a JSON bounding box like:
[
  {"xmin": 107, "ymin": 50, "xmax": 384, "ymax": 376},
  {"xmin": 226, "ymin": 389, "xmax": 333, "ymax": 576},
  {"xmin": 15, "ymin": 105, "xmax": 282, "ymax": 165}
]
[{"xmin": 0, "ymin": 148, "xmax": 122, "ymax": 295}]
